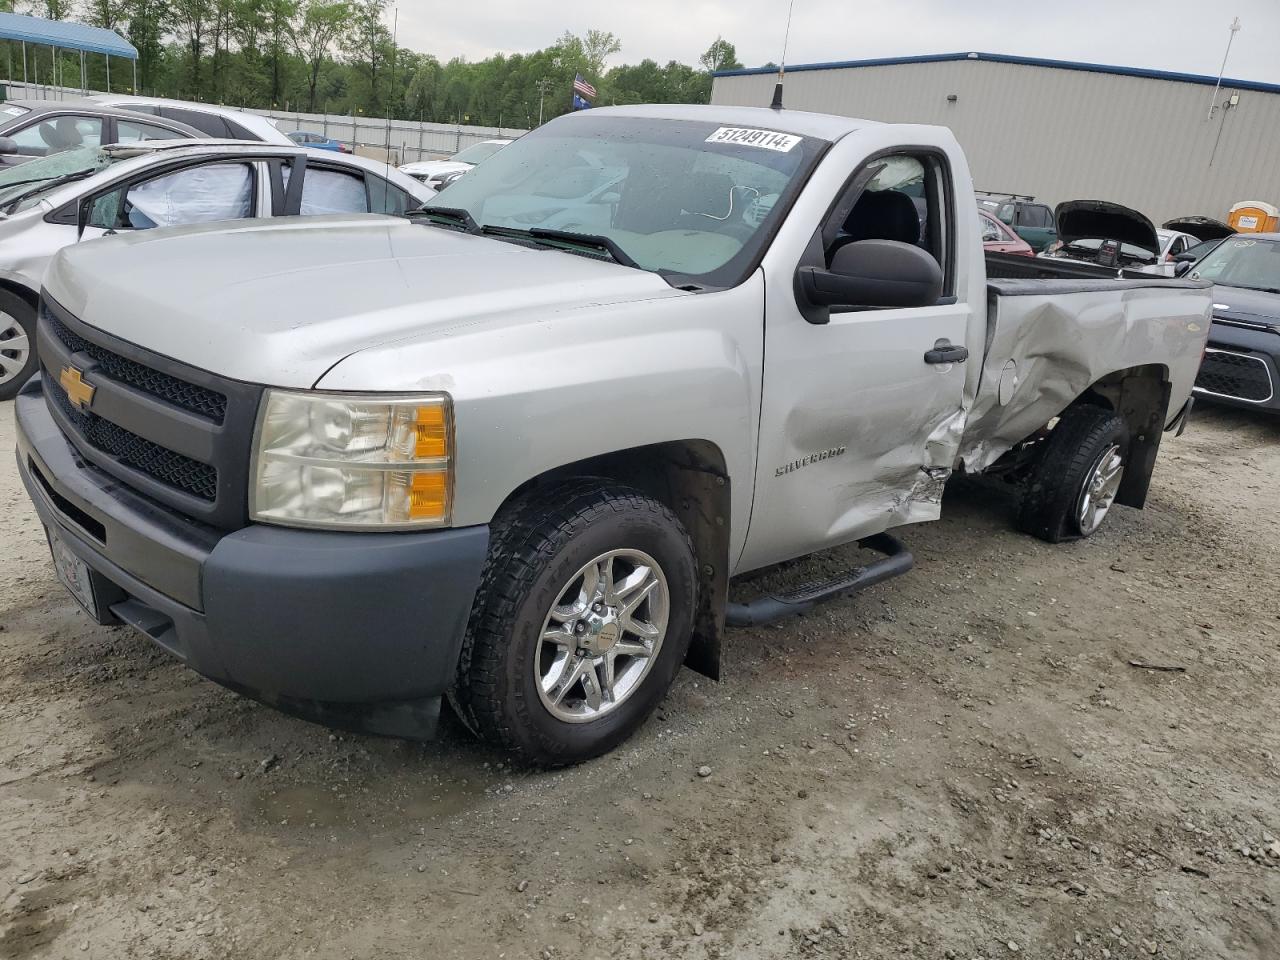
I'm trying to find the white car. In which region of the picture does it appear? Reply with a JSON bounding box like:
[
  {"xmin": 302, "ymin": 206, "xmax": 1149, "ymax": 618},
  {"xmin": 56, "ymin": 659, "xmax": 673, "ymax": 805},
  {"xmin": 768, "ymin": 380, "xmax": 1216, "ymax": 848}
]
[
  {"xmin": 399, "ymin": 138, "xmax": 512, "ymax": 191},
  {"xmin": 85, "ymin": 94, "xmax": 292, "ymax": 145},
  {"xmin": 0, "ymin": 140, "xmax": 434, "ymax": 399}
]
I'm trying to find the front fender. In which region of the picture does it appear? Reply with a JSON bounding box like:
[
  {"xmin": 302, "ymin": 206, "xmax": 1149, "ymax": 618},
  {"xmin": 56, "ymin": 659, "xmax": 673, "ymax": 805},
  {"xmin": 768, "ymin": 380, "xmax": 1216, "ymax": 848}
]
[{"xmin": 316, "ymin": 271, "xmax": 766, "ymax": 564}]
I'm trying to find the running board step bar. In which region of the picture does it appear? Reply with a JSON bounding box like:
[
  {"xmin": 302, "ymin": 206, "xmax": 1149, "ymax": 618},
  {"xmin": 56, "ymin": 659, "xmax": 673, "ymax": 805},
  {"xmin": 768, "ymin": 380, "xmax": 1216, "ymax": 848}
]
[{"xmin": 725, "ymin": 533, "xmax": 914, "ymax": 628}]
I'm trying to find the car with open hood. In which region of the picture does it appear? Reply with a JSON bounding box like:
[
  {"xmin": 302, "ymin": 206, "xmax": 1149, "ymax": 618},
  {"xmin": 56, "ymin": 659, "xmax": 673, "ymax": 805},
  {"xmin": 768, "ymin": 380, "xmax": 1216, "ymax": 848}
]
[{"xmin": 1040, "ymin": 200, "xmax": 1170, "ymax": 274}]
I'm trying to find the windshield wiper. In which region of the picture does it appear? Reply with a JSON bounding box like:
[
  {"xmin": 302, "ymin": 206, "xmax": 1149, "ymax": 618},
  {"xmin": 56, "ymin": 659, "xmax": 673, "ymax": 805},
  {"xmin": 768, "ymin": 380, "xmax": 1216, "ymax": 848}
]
[
  {"xmin": 413, "ymin": 206, "xmax": 480, "ymax": 233},
  {"xmin": 0, "ymin": 169, "xmax": 99, "ymax": 212},
  {"xmin": 478, "ymin": 224, "xmax": 640, "ymax": 269}
]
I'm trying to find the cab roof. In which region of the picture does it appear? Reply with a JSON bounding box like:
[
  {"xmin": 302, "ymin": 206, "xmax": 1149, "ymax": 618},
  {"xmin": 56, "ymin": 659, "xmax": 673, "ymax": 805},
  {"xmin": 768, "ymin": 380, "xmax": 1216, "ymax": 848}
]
[{"xmin": 573, "ymin": 104, "xmax": 876, "ymax": 141}]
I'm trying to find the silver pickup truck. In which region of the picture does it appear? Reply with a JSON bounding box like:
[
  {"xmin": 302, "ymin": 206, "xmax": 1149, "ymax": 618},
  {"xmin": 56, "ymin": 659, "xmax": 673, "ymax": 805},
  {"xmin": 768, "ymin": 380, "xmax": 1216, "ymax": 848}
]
[{"xmin": 15, "ymin": 104, "xmax": 1211, "ymax": 764}]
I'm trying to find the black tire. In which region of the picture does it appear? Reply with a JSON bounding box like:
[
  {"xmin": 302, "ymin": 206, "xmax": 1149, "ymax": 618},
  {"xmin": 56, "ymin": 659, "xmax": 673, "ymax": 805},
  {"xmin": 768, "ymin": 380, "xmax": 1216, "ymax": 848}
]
[
  {"xmin": 0, "ymin": 290, "xmax": 37, "ymax": 402},
  {"xmin": 1017, "ymin": 405, "xmax": 1130, "ymax": 543},
  {"xmin": 451, "ymin": 479, "xmax": 698, "ymax": 766}
]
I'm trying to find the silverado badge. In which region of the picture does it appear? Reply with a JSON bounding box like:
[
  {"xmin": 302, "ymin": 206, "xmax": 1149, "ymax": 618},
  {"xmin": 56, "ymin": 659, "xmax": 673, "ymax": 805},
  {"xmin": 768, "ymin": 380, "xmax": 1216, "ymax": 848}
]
[{"xmin": 59, "ymin": 366, "xmax": 96, "ymax": 410}]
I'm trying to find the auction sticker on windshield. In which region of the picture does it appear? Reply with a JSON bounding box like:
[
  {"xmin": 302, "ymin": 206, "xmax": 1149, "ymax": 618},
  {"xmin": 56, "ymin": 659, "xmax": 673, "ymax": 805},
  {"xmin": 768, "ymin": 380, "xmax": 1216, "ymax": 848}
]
[{"xmin": 705, "ymin": 127, "xmax": 801, "ymax": 152}]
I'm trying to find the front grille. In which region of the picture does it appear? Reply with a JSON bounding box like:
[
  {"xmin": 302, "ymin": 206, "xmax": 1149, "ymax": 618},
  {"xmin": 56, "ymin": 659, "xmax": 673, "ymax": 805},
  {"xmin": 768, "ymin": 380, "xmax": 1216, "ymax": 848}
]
[
  {"xmin": 46, "ymin": 312, "xmax": 228, "ymax": 424},
  {"xmin": 47, "ymin": 371, "xmax": 218, "ymax": 501},
  {"xmin": 1196, "ymin": 350, "xmax": 1274, "ymax": 402}
]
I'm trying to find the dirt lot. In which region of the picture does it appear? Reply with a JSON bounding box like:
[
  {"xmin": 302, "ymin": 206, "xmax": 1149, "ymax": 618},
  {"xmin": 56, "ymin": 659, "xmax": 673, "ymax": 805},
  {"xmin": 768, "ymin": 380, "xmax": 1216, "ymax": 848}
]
[{"xmin": 1, "ymin": 400, "xmax": 1278, "ymax": 960}]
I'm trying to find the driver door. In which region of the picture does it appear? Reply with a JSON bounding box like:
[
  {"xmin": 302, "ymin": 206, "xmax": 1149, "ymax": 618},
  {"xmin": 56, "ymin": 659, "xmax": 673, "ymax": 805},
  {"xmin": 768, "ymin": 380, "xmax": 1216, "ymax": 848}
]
[{"xmin": 738, "ymin": 150, "xmax": 974, "ymax": 572}]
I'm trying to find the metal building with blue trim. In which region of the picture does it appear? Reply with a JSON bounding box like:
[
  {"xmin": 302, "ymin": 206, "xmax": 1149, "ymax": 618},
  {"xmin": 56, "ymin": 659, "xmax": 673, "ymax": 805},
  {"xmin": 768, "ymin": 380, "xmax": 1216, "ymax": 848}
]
[{"xmin": 711, "ymin": 52, "xmax": 1280, "ymax": 222}]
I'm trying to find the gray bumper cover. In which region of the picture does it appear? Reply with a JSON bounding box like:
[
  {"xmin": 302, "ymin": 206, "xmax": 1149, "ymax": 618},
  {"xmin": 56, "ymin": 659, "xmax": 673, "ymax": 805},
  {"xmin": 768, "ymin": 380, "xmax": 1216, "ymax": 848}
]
[{"xmin": 15, "ymin": 378, "xmax": 489, "ymax": 739}]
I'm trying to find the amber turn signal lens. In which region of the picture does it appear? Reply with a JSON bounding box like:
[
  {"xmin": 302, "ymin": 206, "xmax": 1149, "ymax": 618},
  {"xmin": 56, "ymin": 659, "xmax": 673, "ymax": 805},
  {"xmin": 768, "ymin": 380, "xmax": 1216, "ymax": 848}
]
[
  {"xmin": 414, "ymin": 405, "xmax": 448, "ymax": 459},
  {"xmin": 409, "ymin": 471, "xmax": 448, "ymax": 520}
]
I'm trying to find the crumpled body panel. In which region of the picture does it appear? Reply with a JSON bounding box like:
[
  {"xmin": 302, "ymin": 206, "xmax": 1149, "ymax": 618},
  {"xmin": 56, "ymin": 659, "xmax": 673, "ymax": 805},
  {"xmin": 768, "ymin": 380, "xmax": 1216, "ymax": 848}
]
[{"xmin": 959, "ymin": 280, "xmax": 1213, "ymax": 471}]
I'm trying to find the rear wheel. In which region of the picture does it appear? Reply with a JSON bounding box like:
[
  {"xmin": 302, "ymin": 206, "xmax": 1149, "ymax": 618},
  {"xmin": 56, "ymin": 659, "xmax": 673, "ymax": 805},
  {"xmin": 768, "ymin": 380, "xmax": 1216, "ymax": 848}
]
[
  {"xmin": 451, "ymin": 480, "xmax": 697, "ymax": 765},
  {"xmin": 0, "ymin": 291, "xmax": 36, "ymax": 402},
  {"xmin": 1017, "ymin": 405, "xmax": 1129, "ymax": 543}
]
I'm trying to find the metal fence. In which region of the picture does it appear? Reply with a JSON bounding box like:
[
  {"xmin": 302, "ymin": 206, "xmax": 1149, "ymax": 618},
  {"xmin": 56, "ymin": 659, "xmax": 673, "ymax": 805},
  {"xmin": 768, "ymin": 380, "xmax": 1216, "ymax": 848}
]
[{"xmin": 0, "ymin": 81, "xmax": 529, "ymax": 164}]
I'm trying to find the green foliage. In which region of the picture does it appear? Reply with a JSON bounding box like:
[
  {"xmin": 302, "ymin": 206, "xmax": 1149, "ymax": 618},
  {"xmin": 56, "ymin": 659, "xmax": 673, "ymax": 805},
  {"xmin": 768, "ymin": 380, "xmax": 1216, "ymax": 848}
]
[{"xmin": 3, "ymin": 5, "xmax": 734, "ymax": 124}]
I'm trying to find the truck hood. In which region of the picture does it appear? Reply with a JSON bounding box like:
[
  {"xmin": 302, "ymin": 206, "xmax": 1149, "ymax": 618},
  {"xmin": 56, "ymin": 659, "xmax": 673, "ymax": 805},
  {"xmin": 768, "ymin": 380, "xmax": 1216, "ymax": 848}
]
[
  {"xmin": 1208, "ymin": 284, "xmax": 1280, "ymax": 328},
  {"xmin": 1055, "ymin": 200, "xmax": 1160, "ymax": 254},
  {"xmin": 44, "ymin": 214, "xmax": 683, "ymax": 388},
  {"xmin": 1163, "ymin": 216, "xmax": 1236, "ymax": 243}
]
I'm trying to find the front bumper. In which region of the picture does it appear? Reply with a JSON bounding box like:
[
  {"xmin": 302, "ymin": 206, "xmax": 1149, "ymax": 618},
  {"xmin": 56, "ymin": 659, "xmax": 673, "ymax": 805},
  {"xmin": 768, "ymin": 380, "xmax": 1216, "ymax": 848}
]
[
  {"xmin": 1193, "ymin": 321, "xmax": 1280, "ymax": 414},
  {"xmin": 16, "ymin": 378, "xmax": 490, "ymax": 738}
]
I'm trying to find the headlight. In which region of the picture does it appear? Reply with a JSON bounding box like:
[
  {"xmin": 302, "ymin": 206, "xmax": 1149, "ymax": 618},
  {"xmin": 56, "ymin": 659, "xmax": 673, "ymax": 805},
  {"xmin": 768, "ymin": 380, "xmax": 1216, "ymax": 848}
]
[{"xmin": 250, "ymin": 391, "xmax": 453, "ymax": 530}]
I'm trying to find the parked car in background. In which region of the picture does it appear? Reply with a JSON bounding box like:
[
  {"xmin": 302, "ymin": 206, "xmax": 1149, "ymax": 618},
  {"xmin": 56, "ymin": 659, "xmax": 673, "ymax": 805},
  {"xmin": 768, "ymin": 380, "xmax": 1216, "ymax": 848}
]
[
  {"xmin": 0, "ymin": 100, "xmax": 202, "ymax": 168},
  {"xmin": 1040, "ymin": 200, "xmax": 1164, "ymax": 274},
  {"xmin": 0, "ymin": 140, "xmax": 433, "ymax": 399},
  {"xmin": 288, "ymin": 130, "xmax": 350, "ymax": 153},
  {"xmin": 980, "ymin": 210, "xmax": 1034, "ymax": 257},
  {"xmin": 399, "ymin": 138, "xmax": 513, "ymax": 191},
  {"xmin": 978, "ymin": 193, "xmax": 1057, "ymax": 251},
  {"xmin": 85, "ymin": 95, "xmax": 292, "ymax": 145},
  {"xmin": 1184, "ymin": 234, "xmax": 1280, "ymax": 415},
  {"xmin": 1164, "ymin": 216, "xmax": 1236, "ymax": 244}
]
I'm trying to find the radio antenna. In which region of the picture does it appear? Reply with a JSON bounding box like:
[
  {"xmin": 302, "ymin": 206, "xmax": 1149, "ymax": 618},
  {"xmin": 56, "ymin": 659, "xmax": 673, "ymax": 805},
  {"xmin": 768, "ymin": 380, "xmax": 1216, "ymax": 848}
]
[
  {"xmin": 385, "ymin": 6, "xmax": 398, "ymax": 182},
  {"xmin": 771, "ymin": 0, "xmax": 797, "ymax": 110}
]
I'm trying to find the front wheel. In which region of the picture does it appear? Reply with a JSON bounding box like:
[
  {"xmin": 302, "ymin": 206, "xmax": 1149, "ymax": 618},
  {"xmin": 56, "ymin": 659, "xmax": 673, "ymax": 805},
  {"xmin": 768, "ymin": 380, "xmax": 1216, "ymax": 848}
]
[
  {"xmin": 1017, "ymin": 405, "xmax": 1130, "ymax": 543},
  {"xmin": 451, "ymin": 480, "xmax": 698, "ymax": 765},
  {"xmin": 0, "ymin": 291, "xmax": 36, "ymax": 402}
]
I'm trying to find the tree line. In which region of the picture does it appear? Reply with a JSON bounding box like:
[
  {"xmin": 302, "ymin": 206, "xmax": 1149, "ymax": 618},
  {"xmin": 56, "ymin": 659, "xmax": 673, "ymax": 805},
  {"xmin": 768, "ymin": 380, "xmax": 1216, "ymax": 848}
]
[{"xmin": 1, "ymin": 0, "xmax": 747, "ymax": 128}]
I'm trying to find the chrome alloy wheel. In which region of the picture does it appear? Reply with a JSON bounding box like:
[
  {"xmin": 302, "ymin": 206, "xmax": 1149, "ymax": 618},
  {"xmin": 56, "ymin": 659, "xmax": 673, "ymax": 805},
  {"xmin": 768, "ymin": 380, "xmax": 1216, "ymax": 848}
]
[
  {"xmin": 1077, "ymin": 443, "xmax": 1124, "ymax": 535},
  {"xmin": 535, "ymin": 549, "xmax": 669, "ymax": 723},
  {"xmin": 0, "ymin": 313, "xmax": 29, "ymax": 387}
]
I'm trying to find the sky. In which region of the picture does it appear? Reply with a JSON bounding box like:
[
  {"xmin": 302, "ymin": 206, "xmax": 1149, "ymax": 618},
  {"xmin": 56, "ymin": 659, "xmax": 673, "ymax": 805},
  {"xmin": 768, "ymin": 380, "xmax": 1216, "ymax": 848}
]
[{"xmin": 396, "ymin": 0, "xmax": 1280, "ymax": 85}]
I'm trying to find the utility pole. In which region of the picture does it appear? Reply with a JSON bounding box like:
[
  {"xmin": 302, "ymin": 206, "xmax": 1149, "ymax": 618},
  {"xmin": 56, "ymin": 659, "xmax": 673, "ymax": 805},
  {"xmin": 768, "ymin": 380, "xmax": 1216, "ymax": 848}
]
[
  {"xmin": 1207, "ymin": 17, "xmax": 1242, "ymax": 120},
  {"xmin": 536, "ymin": 78, "xmax": 553, "ymax": 126}
]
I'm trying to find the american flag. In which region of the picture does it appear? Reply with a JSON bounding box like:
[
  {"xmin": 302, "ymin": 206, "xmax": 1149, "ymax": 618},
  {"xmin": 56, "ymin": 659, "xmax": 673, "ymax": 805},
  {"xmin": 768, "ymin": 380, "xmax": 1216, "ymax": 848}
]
[{"xmin": 573, "ymin": 74, "xmax": 597, "ymax": 99}]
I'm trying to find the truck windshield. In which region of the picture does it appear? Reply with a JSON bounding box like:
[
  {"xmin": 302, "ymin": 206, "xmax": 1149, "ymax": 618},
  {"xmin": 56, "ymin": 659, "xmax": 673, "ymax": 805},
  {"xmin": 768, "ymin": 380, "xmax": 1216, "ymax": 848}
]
[
  {"xmin": 424, "ymin": 114, "xmax": 828, "ymax": 285},
  {"xmin": 1192, "ymin": 237, "xmax": 1280, "ymax": 293}
]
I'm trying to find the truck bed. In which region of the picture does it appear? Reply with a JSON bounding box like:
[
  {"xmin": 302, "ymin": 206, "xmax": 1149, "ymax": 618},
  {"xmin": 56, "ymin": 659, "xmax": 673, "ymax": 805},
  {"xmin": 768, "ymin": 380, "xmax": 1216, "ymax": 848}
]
[
  {"xmin": 959, "ymin": 261, "xmax": 1213, "ymax": 474},
  {"xmin": 985, "ymin": 251, "xmax": 1177, "ymax": 283}
]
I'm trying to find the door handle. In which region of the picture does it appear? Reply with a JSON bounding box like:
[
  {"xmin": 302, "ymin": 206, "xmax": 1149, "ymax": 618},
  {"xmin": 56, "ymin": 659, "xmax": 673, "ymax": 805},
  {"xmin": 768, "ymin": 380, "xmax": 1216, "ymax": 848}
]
[{"xmin": 924, "ymin": 341, "xmax": 969, "ymax": 365}]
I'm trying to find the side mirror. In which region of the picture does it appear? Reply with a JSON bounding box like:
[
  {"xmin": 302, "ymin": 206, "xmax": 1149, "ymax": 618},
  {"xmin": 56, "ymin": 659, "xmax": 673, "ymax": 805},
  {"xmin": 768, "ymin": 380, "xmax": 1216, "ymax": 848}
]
[
  {"xmin": 798, "ymin": 239, "xmax": 944, "ymax": 310},
  {"xmin": 0, "ymin": 137, "xmax": 17, "ymax": 156},
  {"xmin": 1174, "ymin": 260, "xmax": 1194, "ymax": 278},
  {"xmin": 1174, "ymin": 250, "xmax": 1199, "ymax": 264}
]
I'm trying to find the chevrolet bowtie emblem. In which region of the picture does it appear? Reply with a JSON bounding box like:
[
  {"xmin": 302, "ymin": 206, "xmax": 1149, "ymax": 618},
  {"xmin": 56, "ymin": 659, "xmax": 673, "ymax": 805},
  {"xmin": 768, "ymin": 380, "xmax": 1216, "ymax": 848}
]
[{"xmin": 59, "ymin": 366, "xmax": 96, "ymax": 410}]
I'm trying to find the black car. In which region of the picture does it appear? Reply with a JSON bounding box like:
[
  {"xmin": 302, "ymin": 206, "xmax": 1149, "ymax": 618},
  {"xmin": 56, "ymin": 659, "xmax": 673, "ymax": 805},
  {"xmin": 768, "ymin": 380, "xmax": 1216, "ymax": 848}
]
[
  {"xmin": 1181, "ymin": 234, "xmax": 1280, "ymax": 414},
  {"xmin": 0, "ymin": 100, "xmax": 201, "ymax": 168}
]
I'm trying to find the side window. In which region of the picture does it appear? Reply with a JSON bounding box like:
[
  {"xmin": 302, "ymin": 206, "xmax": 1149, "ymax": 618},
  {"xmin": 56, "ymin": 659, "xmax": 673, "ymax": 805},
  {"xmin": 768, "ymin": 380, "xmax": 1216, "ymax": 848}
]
[
  {"xmin": 1026, "ymin": 205, "xmax": 1052, "ymax": 228},
  {"xmin": 997, "ymin": 203, "xmax": 1014, "ymax": 224},
  {"xmin": 121, "ymin": 163, "xmax": 254, "ymax": 229},
  {"xmin": 160, "ymin": 107, "xmax": 230, "ymax": 138},
  {"xmin": 368, "ymin": 176, "xmax": 419, "ymax": 215},
  {"xmin": 225, "ymin": 119, "xmax": 263, "ymax": 141},
  {"xmin": 303, "ymin": 167, "xmax": 368, "ymax": 215},
  {"xmin": 87, "ymin": 187, "xmax": 126, "ymax": 229},
  {"xmin": 6, "ymin": 115, "xmax": 103, "ymax": 156},
  {"xmin": 117, "ymin": 119, "xmax": 188, "ymax": 143},
  {"xmin": 826, "ymin": 151, "xmax": 953, "ymax": 300},
  {"xmin": 281, "ymin": 165, "xmax": 369, "ymax": 215},
  {"xmin": 980, "ymin": 216, "xmax": 1002, "ymax": 243}
]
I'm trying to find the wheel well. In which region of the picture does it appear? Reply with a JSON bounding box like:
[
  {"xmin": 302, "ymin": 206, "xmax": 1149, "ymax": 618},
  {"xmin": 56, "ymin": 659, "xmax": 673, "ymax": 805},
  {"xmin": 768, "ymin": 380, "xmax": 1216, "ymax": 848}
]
[
  {"xmin": 1068, "ymin": 364, "xmax": 1171, "ymax": 510},
  {"xmin": 498, "ymin": 440, "xmax": 731, "ymax": 681},
  {"xmin": 0, "ymin": 278, "xmax": 38, "ymax": 312}
]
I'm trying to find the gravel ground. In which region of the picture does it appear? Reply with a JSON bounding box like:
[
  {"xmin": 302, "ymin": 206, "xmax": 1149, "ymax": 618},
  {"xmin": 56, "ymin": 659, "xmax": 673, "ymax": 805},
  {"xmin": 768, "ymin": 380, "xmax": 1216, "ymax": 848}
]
[{"xmin": 1, "ymin": 399, "xmax": 1278, "ymax": 960}]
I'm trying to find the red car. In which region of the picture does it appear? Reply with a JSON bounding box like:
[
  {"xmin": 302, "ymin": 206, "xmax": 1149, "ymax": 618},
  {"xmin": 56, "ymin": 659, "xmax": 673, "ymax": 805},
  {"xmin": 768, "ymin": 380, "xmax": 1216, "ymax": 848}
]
[{"xmin": 980, "ymin": 210, "xmax": 1035, "ymax": 257}]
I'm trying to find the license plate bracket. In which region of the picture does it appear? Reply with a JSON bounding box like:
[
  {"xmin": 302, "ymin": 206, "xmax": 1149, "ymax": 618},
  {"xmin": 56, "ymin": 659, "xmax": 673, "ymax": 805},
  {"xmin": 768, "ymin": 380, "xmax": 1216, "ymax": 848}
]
[{"xmin": 48, "ymin": 529, "xmax": 104, "ymax": 621}]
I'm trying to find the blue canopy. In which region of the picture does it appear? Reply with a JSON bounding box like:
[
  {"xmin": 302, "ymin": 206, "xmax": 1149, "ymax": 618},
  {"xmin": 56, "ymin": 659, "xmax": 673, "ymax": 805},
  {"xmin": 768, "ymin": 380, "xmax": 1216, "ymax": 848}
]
[{"xmin": 0, "ymin": 12, "xmax": 137, "ymax": 60}]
